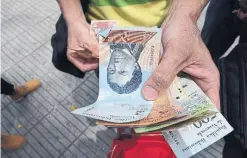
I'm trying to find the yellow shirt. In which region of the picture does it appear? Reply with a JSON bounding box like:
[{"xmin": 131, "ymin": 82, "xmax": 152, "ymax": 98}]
[{"xmin": 86, "ymin": 0, "xmax": 171, "ymax": 27}]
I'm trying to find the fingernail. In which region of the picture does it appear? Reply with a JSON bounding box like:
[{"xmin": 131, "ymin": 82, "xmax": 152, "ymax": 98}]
[{"xmin": 142, "ymin": 86, "xmax": 159, "ymax": 100}]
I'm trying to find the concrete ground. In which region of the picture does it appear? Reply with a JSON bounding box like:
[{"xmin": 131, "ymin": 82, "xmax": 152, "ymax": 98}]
[{"xmin": 1, "ymin": 0, "xmax": 225, "ymax": 157}]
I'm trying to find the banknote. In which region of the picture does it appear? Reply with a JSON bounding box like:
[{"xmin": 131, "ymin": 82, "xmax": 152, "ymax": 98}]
[
  {"xmin": 162, "ymin": 75, "xmax": 233, "ymax": 158},
  {"xmin": 96, "ymin": 90, "xmax": 177, "ymax": 127},
  {"xmin": 163, "ymin": 112, "xmax": 233, "ymax": 158},
  {"xmin": 134, "ymin": 76, "xmax": 214, "ymax": 133},
  {"xmin": 90, "ymin": 20, "xmax": 118, "ymax": 42},
  {"xmin": 72, "ymin": 26, "xmax": 163, "ymax": 123}
]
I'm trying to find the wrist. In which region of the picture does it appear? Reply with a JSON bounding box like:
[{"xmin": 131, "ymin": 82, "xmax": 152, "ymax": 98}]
[
  {"xmin": 66, "ymin": 15, "xmax": 87, "ymax": 28},
  {"xmin": 57, "ymin": 0, "xmax": 87, "ymax": 26},
  {"xmin": 163, "ymin": 0, "xmax": 208, "ymax": 26},
  {"xmin": 173, "ymin": 6, "xmax": 203, "ymax": 23}
]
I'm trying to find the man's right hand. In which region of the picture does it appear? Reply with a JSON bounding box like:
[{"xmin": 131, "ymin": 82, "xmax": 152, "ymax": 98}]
[{"xmin": 66, "ymin": 19, "xmax": 99, "ymax": 72}]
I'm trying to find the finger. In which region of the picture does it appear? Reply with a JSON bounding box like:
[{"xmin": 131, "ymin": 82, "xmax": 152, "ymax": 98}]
[
  {"xmin": 84, "ymin": 38, "xmax": 99, "ymax": 57},
  {"xmin": 68, "ymin": 52, "xmax": 99, "ymax": 71},
  {"xmin": 77, "ymin": 46, "xmax": 99, "ymax": 58},
  {"xmin": 205, "ymin": 88, "xmax": 220, "ymax": 110},
  {"xmin": 68, "ymin": 47, "xmax": 98, "ymax": 58},
  {"xmin": 72, "ymin": 57, "xmax": 99, "ymax": 71},
  {"xmin": 183, "ymin": 62, "xmax": 221, "ymax": 110},
  {"xmin": 142, "ymin": 51, "xmax": 185, "ymax": 100},
  {"xmin": 192, "ymin": 77, "xmax": 220, "ymax": 110}
]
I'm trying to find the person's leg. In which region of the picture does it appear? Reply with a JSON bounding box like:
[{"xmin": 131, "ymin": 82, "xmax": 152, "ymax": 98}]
[
  {"xmin": 202, "ymin": 0, "xmax": 234, "ymax": 45},
  {"xmin": 202, "ymin": 0, "xmax": 242, "ymax": 64},
  {"xmin": 1, "ymin": 78, "xmax": 15, "ymax": 95}
]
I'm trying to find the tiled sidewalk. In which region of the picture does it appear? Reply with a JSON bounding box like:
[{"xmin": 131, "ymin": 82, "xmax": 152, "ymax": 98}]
[{"xmin": 1, "ymin": 0, "xmax": 224, "ymax": 158}]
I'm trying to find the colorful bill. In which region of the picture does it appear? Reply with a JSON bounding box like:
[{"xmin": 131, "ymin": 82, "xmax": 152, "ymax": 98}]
[
  {"xmin": 72, "ymin": 26, "xmax": 162, "ymax": 123},
  {"xmin": 96, "ymin": 90, "xmax": 176, "ymax": 127}
]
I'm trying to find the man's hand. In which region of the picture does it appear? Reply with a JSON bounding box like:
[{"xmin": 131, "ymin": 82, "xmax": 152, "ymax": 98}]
[
  {"xmin": 67, "ymin": 19, "xmax": 99, "ymax": 72},
  {"xmin": 56, "ymin": 0, "xmax": 99, "ymax": 72},
  {"xmin": 142, "ymin": 3, "xmax": 220, "ymax": 110}
]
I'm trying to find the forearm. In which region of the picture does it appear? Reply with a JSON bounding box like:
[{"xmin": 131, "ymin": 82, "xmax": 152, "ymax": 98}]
[
  {"xmin": 56, "ymin": 0, "xmax": 86, "ymax": 26},
  {"xmin": 162, "ymin": 0, "xmax": 209, "ymax": 27}
]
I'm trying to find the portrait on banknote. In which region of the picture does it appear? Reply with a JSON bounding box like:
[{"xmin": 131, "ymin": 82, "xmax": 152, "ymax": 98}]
[{"xmin": 107, "ymin": 43, "xmax": 143, "ymax": 94}]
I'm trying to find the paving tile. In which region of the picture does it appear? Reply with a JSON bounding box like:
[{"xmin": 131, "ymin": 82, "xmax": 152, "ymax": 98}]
[
  {"xmin": 59, "ymin": 100, "xmax": 90, "ymax": 128},
  {"xmin": 5, "ymin": 152, "xmax": 20, "ymax": 158},
  {"xmin": 193, "ymin": 153, "xmax": 206, "ymax": 158},
  {"xmin": 34, "ymin": 88, "xmax": 59, "ymax": 111},
  {"xmin": 1, "ymin": 154, "xmax": 11, "ymax": 158},
  {"xmin": 79, "ymin": 134, "xmax": 107, "ymax": 157},
  {"xmin": 32, "ymin": 88, "xmax": 55, "ymax": 112},
  {"xmin": 42, "ymin": 74, "xmax": 69, "ymax": 98},
  {"xmin": 1, "ymin": 95, "xmax": 11, "ymax": 107},
  {"xmin": 68, "ymin": 145, "xmax": 88, "ymax": 158},
  {"xmin": 2, "ymin": 107, "xmax": 28, "ymax": 135},
  {"xmin": 14, "ymin": 147, "xmax": 31, "ymax": 158},
  {"xmin": 25, "ymin": 94, "xmax": 50, "ymax": 114},
  {"xmin": 21, "ymin": 143, "xmax": 43, "ymax": 158},
  {"xmin": 35, "ymin": 123, "xmax": 66, "ymax": 153},
  {"xmin": 45, "ymin": 113, "xmax": 77, "ymax": 142},
  {"xmin": 1, "ymin": 114, "xmax": 20, "ymax": 135},
  {"xmin": 26, "ymin": 55, "xmax": 48, "ymax": 75},
  {"xmin": 7, "ymin": 68, "xmax": 26, "ymax": 84},
  {"xmin": 73, "ymin": 139, "xmax": 98, "ymax": 158},
  {"xmin": 1, "ymin": 52, "xmax": 15, "ymax": 70},
  {"xmin": 63, "ymin": 150, "xmax": 77, "ymax": 158},
  {"xmin": 199, "ymin": 149, "xmax": 216, "ymax": 158},
  {"xmin": 7, "ymin": 103, "xmax": 35, "ymax": 131},
  {"xmin": 30, "ymin": 128, "xmax": 60, "ymax": 158},
  {"xmin": 1, "ymin": 124, "xmax": 9, "ymax": 133},
  {"xmin": 26, "ymin": 132, "xmax": 53, "ymax": 158},
  {"xmin": 211, "ymin": 143, "xmax": 223, "ymax": 153},
  {"xmin": 3, "ymin": 43, "xmax": 25, "ymax": 63},
  {"xmin": 205, "ymin": 146, "xmax": 222, "ymax": 158},
  {"xmin": 37, "ymin": 83, "xmax": 64, "ymax": 102},
  {"xmin": 51, "ymin": 109, "xmax": 81, "ymax": 136},
  {"xmin": 47, "ymin": 73, "xmax": 72, "ymax": 94},
  {"xmin": 12, "ymin": 102, "xmax": 39, "ymax": 125},
  {"xmin": 41, "ymin": 118, "xmax": 71, "ymax": 147},
  {"xmin": 87, "ymin": 125, "xmax": 114, "ymax": 146}
]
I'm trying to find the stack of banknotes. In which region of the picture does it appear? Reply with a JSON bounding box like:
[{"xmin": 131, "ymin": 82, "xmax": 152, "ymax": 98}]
[{"xmin": 72, "ymin": 20, "xmax": 233, "ymax": 158}]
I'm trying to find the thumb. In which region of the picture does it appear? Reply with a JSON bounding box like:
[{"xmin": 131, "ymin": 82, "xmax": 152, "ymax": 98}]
[{"xmin": 142, "ymin": 54, "xmax": 183, "ymax": 101}]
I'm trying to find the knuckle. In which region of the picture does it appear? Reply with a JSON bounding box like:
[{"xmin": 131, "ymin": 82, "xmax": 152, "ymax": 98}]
[{"xmin": 150, "ymin": 71, "xmax": 172, "ymax": 88}]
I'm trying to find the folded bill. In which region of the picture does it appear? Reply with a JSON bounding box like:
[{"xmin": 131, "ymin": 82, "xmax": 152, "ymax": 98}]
[
  {"xmin": 96, "ymin": 90, "xmax": 177, "ymax": 127},
  {"xmin": 134, "ymin": 76, "xmax": 214, "ymax": 133},
  {"xmin": 162, "ymin": 75, "xmax": 233, "ymax": 158},
  {"xmin": 90, "ymin": 20, "xmax": 118, "ymax": 43},
  {"xmin": 72, "ymin": 22, "xmax": 163, "ymax": 123}
]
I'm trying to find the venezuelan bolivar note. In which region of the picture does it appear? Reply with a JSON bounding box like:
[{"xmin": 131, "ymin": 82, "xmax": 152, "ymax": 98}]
[
  {"xmin": 72, "ymin": 26, "xmax": 162, "ymax": 123},
  {"xmin": 162, "ymin": 74, "xmax": 233, "ymax": 158},
  {"xmin": 96, "ymin": 90, "xmax": 177, "ymax": 127},
  {"xmin": 134, "ymin": 76, "xmax": 214, "ymax": 133},
  {"xmin": 90, "ymin": 20, "xmax": 118, "ymax": 42}
]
